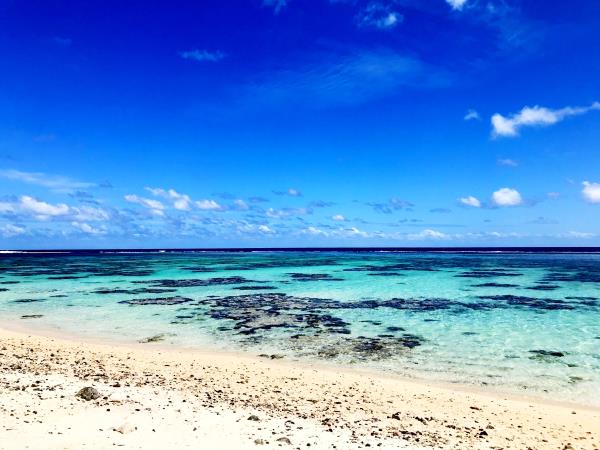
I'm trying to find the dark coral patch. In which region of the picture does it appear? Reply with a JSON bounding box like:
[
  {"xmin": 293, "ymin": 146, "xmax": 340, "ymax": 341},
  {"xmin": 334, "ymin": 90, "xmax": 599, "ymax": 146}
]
[
  {"xmin": 287, "ymin": 273, "xmax": 344, "ymax": 282},
  {"xmin": 139, "ymin": 276, "xmax": 261, "ymax": 288},
  {"xmin": 232, "ymin": 286, "xmax": 278, "ymax": 291},
  {"xmin": 119, "ymin": 296, "xmax": 193, "ymax": 306},
  {"xmin": 472, "ymin": 282, "xmax": 518, "ymax": 288}
]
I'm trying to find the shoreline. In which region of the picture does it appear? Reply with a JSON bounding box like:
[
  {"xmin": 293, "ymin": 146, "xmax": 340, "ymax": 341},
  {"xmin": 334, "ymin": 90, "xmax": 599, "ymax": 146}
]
[
  {"xmin": 2, "ymin": 318, "xmax": 599, "ymax": 414},
  {"xmin": 1, "ymin": 324, "xmax": 599, "ymax": 448}
]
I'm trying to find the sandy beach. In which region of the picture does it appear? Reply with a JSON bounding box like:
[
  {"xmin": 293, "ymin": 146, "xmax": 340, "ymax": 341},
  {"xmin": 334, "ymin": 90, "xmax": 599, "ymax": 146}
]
[{"xmin": 0, "ymin": 325, "xmax": 598, "ymax": 449}]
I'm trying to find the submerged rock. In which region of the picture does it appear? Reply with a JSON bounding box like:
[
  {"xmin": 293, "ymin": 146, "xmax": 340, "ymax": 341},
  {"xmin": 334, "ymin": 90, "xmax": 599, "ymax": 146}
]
[
  {"xmin": 529, "ymin": 350, "xmax": 566, "ymax": 363},
  {"xmin": 138, "ymin": 333, "xmax": 174, "ymax": 343}
]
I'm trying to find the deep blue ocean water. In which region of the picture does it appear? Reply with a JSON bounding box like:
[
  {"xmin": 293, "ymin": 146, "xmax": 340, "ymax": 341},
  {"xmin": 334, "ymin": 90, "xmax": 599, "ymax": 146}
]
[{"xmin": 1, "ymin": 249, "xmax": 599, "ymax": 405}]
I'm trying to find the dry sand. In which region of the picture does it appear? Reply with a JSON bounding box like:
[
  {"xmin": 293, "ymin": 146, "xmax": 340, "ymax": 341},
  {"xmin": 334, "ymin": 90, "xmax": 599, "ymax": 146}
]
[{"xmin": 0, "ymin": 325, "xmax": 599, "ymax": 449}]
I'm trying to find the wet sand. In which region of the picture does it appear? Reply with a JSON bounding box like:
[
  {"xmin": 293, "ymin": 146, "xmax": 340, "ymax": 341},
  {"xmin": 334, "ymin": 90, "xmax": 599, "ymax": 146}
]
[{"xmin": 0, "ymin": 325, "xmax": 598, "ymax": 449}]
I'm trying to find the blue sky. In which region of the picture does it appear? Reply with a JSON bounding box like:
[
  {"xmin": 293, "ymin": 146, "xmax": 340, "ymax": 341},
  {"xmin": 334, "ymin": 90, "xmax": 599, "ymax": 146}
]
[{"xmin": 1, "ymin": 0, "xmax": 600, "ymax": 248}]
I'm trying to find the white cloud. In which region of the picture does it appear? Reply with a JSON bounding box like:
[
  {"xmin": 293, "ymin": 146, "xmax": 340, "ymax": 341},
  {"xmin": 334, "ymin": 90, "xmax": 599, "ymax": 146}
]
[
  {"xmin": 492, "ymin": 187, "xmax": 522, "ymax": 206},
  {"xmin": 347, "ymin": 227, "xmax": 369, "ymax": 238},
  {"xmin": 497, "ymin": 158, "xmax": 518, "ymax": 167},
  {"xmin": 0, "ymin": 202, "xmax": 15, "ymax": 213},
  {"xmin": 566, "ymin": 231, "xmax": 595, "ymax": 239},
  {"xmin": 71, "ymin": 205, "xmax": 110, "ymax": 221},
  {"xmin": 236, "ymin": 223, "xmax": 275, "ymax": 235},
  {"xmin": 0, "ymin": 224, "xmax": 25, "ymax": 237},
  {"xmin": 446, "ymin": 0, "xmax": 467, "ymax": 10},
  {"xmin": 582, "ymin": 181, "xmax": 600, "ymax": 203},
  {"xmin": 124, "ymin": 194, "xmax": 165, "ymax": 216},
  {"xmin": 258, "ymin": 225, "xmax": 274, "ymax": 234},
  {"xmin": 464, "ymin": 109, "xmax": 480, "ymax": 121},
  {"xmin": 303, "ymin": 226, "xmax": 328, "ymax": 236},
  {"xmin": 547, "ymin": 191, "xmax": 560, "ymax": 199},
  {"xmin": 0, "ymin": 169, "xmax": 95, "ymax": 192},
  {"xmin": 459, "ymin": 196, "xmax": 481, "ymax": 208},
  {"xmin": 266, "ymin": 207, "xmax": 309, "ymax": 218},
  {"xmin": 332, "ymin": 214, "xmax": 345, "ymax": 221},
  {"xmin": 358, "ymin": 4, "xmax": 403, "ymax": 30},
  {"xmin": 179, "ymin": 49, "xmax": 226, "ymax": 62},
  {"xmin": 234, "ymin": 199, "xmax": 249, "ymax": 210},
  {"xmin": 195, "ymin": 199, "xmax": 222, "ymax": 211},
  {"xmin": 146, "ymin": 187, "xmax": 191, "ymax": 211},
  {"xmin": 491, "ymin": 102, "xmax": 600, "ymax": 137},
  {"xmin": 287, "ymin": 188, "xmax": 302, "ymax": 197},
  {"xmin": 407, "ymin": 229, "xmax": 449, "ymax": 240},
  {"xmin": 71, "ymin": 221, "xmax": 106, "ymax": 235},
  {"xmin": 20, "ymin": 195, "xmax": 70, "ymax": 219}
]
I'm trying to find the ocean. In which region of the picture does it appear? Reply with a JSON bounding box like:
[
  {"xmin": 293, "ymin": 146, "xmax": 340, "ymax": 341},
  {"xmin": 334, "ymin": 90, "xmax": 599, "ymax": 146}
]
[{"xmin": 1, "ymin": 249, "xmax": 599, "ymax": 405}]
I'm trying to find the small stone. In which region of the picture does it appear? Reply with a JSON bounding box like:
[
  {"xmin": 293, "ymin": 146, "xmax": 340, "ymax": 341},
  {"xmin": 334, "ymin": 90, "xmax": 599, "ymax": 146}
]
[
  {"xmin": 391, "ymin": 412, "xmax": 401, "ymax": 420},
  {"xmin": 276, "ymin": 437, "xmax": 292, "ymax": 444},
  {"xmin": 254, "ymin": 438, "xmax": 265, "ymax": 445},
  {"xmin": 248, "ymin": 415, "xmax": 260, "ymax": 421},
  {"xmin": 76, "ymin": 387, "xmax": 101, "ymax": 401}
]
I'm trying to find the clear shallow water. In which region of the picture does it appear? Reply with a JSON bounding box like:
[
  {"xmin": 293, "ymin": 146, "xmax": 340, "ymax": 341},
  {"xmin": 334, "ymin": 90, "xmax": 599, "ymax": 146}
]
[{"xmin": 1, "ymin": 250, "xmax": 600, "ymax": 405}]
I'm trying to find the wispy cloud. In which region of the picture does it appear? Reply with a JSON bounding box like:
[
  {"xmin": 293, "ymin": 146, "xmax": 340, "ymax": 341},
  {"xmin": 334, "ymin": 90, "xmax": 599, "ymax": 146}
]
[
  {"xmin": 458, "ymin": 196, "xmax": 481, "ymax": 208},
  {"xmin": 179, "ymin": 49, "xmax": 226, "ymax": 62},
  {"xmin": 367, "ymin": 198, "xmax": 414, "ymax": 214},
  {"xmin": 491, "ymin": 102, "xmax": 600, "ymax": 137},
  {"xmin": 243, "ymin": 49, "xmax": 450, "ymax": 109},
  {"xmin": 71, "ymin": 221, "xmax": 107, "ymax": 235},
  {"xmin": 0, "ymin": 169, "xmax": 96, "ymax": 193},
  {"xmin": 124, "ymin": 194, "xmax": 165, "ymax": 216},
  {"xmin": 430, "ymin": 207, "xmax": 452, "ymax": 213},
  {"xmin": 357, "ymin": 3, "xmax": 403, "ymax": 30},
  {"xmin": 464, "ymin": 109, "xmax": 480, "ymax": 121},
  {"xmin": 530, "ymin": 216, "xmax": 558, "ymax": 225},
  {"xmin": 407, "ymin": 229, "xmax": 449, "ymax": 240},
  {"xmin": 195, "ymin": 199, "xmax": 223, "ymax": 211},
  {"xmin": 274, "ymin": 188, "xmax": 302, "ymax": 197},
  {"xmin": 263, "ymin": 0, "xmax": 288, "ymax": 15},
  {"xmin": 53, "ymin": 36, "xmax": 72, "ymax": 47},
  {"xmin": 266, "ymin": 207, "xmax": 310, "ymax": 219},
  {"xmin": 446, "ymin": 0, "xmax": 468, "ymax": 11},
  {"xmin": 0, "ymin": 224, "xmax": 25, "ymax": 238},
  {"xmin": 497, "ymin": 158, "xmax": 518, "ymax": 167}
]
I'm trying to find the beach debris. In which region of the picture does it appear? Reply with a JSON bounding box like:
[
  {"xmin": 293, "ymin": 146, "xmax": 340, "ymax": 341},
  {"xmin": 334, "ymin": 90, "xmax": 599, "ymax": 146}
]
[
  {"xmin": 76, "ymin": 386, "xmax": 101, "ymax": 401},
  {"xmin": 20, "ymin": 314, "xmax": 43, "ymax": 319},
  {"xmin": 259, "ymin": 354, "xmax": 284, "ymax": 360},
  {"xmin": 115, "ymin": 422, "xmax": 136, "ymax": 434}
]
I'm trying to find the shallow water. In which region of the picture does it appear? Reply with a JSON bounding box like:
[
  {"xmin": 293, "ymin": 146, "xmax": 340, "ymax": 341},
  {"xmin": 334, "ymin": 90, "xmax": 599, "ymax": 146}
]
[{"xmin": 1, "ymin": 250, "xmax": 599, "ymax": 405}]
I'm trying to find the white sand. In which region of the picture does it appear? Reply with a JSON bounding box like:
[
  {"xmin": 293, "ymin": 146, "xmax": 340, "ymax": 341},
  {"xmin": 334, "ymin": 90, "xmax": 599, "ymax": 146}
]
[{"xmin": 1, "ymin": 326, "xmax": 598, "ymax": 449}]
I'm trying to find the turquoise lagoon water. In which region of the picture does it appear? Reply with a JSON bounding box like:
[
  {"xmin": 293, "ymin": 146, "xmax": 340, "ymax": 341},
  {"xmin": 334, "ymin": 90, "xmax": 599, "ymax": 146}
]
[{"xmin": 1, "ymin": 250, "xmax": 599, "ymax": 405}]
